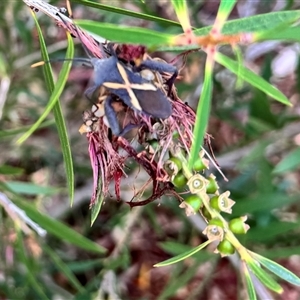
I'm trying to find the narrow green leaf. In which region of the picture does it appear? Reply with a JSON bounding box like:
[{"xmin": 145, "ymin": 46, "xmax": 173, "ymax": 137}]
[
  {"xmin": 44, "ymin": 245, "xmax": 85, "ymax": 293},
  {"xmin": 4, "ymin": 181, "xmax": 59, "ymax": 195},
  {"xmin": 257, "ymin": 27, "xmax": 300, "ymax": 42},
  {"xmin": 90, "ymin": 176, "xmax": 104, "ymax": 226},
  {"xmin": 216, "ymin": 0, "xmax": 237, "ymax": 24},
  {"xmin": 77, "ymin": 20, "xmax": 174, "ymax": 47},
  {"xmin": 15, "ymin": 231, "xmax": 48, "ymax": 300},
  {"xmin": 170, "ymin": 0, "xmax": 189, "ymax": 28},
  {"xmin": 0, "ymin": 165, "xmax": 24, "ymax": 175},
  {"xmin": 0, "ymin": 120, "xmax": 54, "ymax": 138},
  {"xmin": 72, "ymin": 0, "xmax": 181, "ymax": 27},
  {"xmin": 250, "ymin": 252, "xmax": 300, "ymax": 286},
  {"xmin": 232, "ymin": 193, "xmax": 299, "ymax": 216},
  {"xmin": 215, "ymin": 53, "xmax": 291, "ymax": 106},
  {"xmin": 13, "ymin": 197, "xmax": 106, "ymax": 254},
  {"xmin": 188, "ymin": 62, "xmax": 213, "ymax": 169},
  {"xmin": 194, "ymin": 10, "xmax": 300, "ymax": 36},
  {"xmin": 247, "ymin": 260, "xmax": 283, "ymax": 293},
  {"xmin": 154, "ymin": 240, "xmax": 211, "ymax": 267},
  {"xmin": 19, "ymin": 13, "xmax": 75, "ymax": 205},
  {"xmin": 241, "ymin": 261, "xmax": 257, "ymax": 300},
  {"xmin": 273, "ymin": 148, "xmax": 300, "ymax": 174},
  {"xmin": 17, "ymin": 24, "xmax": 74, "ymax": 144}
]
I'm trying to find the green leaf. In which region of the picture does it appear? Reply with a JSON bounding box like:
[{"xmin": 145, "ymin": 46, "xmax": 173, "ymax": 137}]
[
  {"xmin": 273, "ymin": 148, "xmax": 300, "ymax": 174},
  {"xmin": 247, "ymin": 260, "xmax": 283, "ymax": 293},
  {"xmin": 232, "ymin": 193, "xmax": 299, "ymax": 216},
  {"xmin": 216, "ymin": 0, "xmax": 237, "ymax": 24},
  {"xmin": 90, "ymin": 177, "xmax": 104, "ymax": 226},
  {"xmin": 72, "ymin": 0, "xmax": 181, "ymax": 27},
  {"xmin": 260, "ymin": 246, "xmax": 300, "ymax": 259},
  {"xmin": 154, "ymin": 240, "xmax": 211, "ymax": 267},
  {"xmin": 246, "ymin": 221, "xmax": 300, "ymax": 243},
  {"xmin": 20, "ymin": 14, "xmax": 75, "ymax": 205},
  {"xmin": 0, "ymin": 120, "xmax": 54, "ymax": 139},
  {"xmin": 241, "ymin": 261, "xmax": 257, "ymax": 300},
  {"xmin": 250, "ymin": 252, "xmax": 300, "ymax": 287},
  {"xmin": 15, "ymin": 231, "xmax": 48, "ymax": 300},
  {"xmin": 188, "ymin": 61, "xmax": 213, "ymax": 169},
  {"xmin": 44, "ymin": 245, "xmax": 85, "ymax": 293},
  {"xmin": 194, "ymin": 10, "xmax": 300, "ymax": 36},
  {"xmin": 13, "ymin": 197, "xmax": 106, "ymax": 254},
  {"xmin": 77, "ymin": 20, "xmax": 174, "ymax": 47},
  {"xmin": 4, "ymin": 181, "xmax": 59, "ymax": 195},
  {"xmin": 257, "ymin": 26, "xmax": 300, "ymax": 42},
  {"xmin": 170, "ymin": 0, "xmax": 189, "ymax": 28},
  {"xmin": 0, "ymin": 165, "xmax": 24, "ymax": 175},
  {"xmin": 215, "ymin": 53, "xmax": 291, "ymax": 106}
]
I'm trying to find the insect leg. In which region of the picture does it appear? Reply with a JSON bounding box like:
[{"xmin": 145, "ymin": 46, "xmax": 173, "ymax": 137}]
[
  {"xmin": 137, "ymin": 60, "xmax": 178, "ymax": 95},
  {"xmin": 104, "ymin": 94, "xmax": 121, "ymax": 136}
]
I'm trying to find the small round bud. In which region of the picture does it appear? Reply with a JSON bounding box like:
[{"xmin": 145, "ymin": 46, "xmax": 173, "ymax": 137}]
[
  {"xmin": 185, "ymin": 195, "xmax": 203, "ymax": 212},
  {"xmin": 172, "ymin": 172, "xmax": 187, "ymax": 188},
  {"xmin": 165, "ymin": 157, "xmax": 182, "ymax": 176},
  {"xmin": 229, "ymin": 216, "xmax": 250, "ymax": 234},
  {"xmin": 216, "ymin": 239, "xmax": 235, "ymax": 257},
  {"xmin": 206, "ymin": 174, "xmax": 219, "ymax": 194},
  {"xmin": 210, "ymin": 191, "xmax": 235, "ymax": 214}
]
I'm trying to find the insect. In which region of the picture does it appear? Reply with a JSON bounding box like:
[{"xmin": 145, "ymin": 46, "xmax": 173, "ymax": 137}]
[{"xmin": 84, "ymin": 45, "xmax": 178, "ymax": 136}]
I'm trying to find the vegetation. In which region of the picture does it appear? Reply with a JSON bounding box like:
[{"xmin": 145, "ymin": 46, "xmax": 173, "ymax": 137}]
[{"xmin": 1, "ymin": 0, "xmax": 300, "ymax": 299}]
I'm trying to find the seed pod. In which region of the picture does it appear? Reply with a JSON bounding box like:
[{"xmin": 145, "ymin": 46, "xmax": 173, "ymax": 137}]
[
  {"xmin": 165, "ymin": 157, "xmax": 182, "ymax": 176},
  {"xmin": 172, "ymin": 171, "xmax": 187, "ymax": 188},
  {"xmin": 216, "ymin": 239, "xmax": 235, "ymax": 257},
  {"xmin": 206, "ymin": 174, "xmax": 219, "ymax": 194},
  {"xmin": 229, "ymin": 216, "xmax": 250, "ymax": 234},
  {"xmin": 193, "ymin": 157, "xmax": 210, "ymax": 172},
  {"xmin": 187, "ymin": 174, "xmax": 208, "ymax": 194},
  {"xmin": 185, "ymin": 194, "xmax": 203, "ymax": 212},
  {"xmin": 203, "ymin": 218, "xmax": 224, "ymax": 241},
  {"xmin": 210, "ymin": 191, "xmax": 235, "ymax": 214}
]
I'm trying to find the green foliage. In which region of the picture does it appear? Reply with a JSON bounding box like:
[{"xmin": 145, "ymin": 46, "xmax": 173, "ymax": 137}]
[{"xmin": 1, "ymin": 0, "xmax": 300, "ymax": 299}]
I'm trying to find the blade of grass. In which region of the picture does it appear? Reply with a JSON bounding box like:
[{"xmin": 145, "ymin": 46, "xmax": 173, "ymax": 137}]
[
  {"xmin": 250, "ymin": 252, "xmax": 300, "ymax": 286},
  {"xmin": 18, "ymin": 12, "xmax": 75, "ymax": 205},
  {"xmin": 215, "ymin": 52, "xmax": 291, "ymax": 106},
  {"xmin": 154, "ymin": 240, "xmax": 211, "ymax": 267},
  {"xmin": 15, "ymin": 230, "xmax": 48, "ymax": 300},
  {"xmin": 188, "ymin": 58, "xmax": 214, "ymax": 170},
  {"xmin": 72, "ymin": 0, "xmax": 181, "ymax": 27},
  {"xmin": 77, "ymin": 20, "xmax": 175, "ymax": 47},
  {"xmin": 247, "ymin": 260, "xmax": 283, "ymax": 293},
  {"xmin": 214, "ymin": 0, "xmax": 237, "ymax": 32},
  {"xmin": 44, "ymin": 245, "xmax": 86, "ymax": 293},
  {"xmin": 13, "ymin": 196, "xmax": 106, "ymax": 253},
  {"xmin": 170, "ymin": 0, "xmax": 190, "ymax": 32},
  {"xmin": 241, "ymin": 261, "xmax": 257, "ymax": 300}
]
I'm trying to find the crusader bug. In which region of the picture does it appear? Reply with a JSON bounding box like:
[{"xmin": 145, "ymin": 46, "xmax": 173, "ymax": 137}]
[{"xmin": 82, "ymin": 45, "xmax": 178, "ymax": 136}]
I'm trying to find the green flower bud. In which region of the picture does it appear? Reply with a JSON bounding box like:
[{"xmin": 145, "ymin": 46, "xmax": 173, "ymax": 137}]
[
  {"xmin": 165, "ymin": 157, "xmax": 182, "ymax": 176},
  {"xmin": 206, "ymin": 174, "xmax": 219, "ymax": 194},
  {"xmin": 210, "ymin": 191, "xmax": 235, "ymax": 214},
  {"xmin": 216, "ymin": 239, "xmax": 235, "ymax": 257},
  {"xmin": 193, "ymin": 150, "xmax": 209, "ymax": 172},
  {"xmin": 185, "ymin": 195, "xmax": 203, "ymax": 212},
  {"xmin": 229, "ymin": 216, "xmax": 250, "ymax": 234},
  {"xmin": 172, "ymin": 172, "xmax": 187, "ymax": 188}
]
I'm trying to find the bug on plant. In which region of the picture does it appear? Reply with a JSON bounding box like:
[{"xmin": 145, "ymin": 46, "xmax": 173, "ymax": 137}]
[{"xmin": 83, "ymin": 44, "xmax": 178, "ymax": 136}]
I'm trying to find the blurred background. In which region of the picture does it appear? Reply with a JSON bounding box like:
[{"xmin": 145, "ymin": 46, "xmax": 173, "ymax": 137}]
[{"xmin": 1, "ymin": 0, "xmax": 300, "ymax": 299}]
